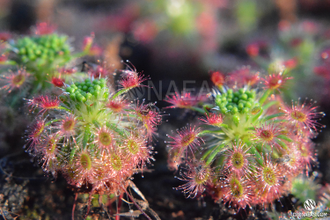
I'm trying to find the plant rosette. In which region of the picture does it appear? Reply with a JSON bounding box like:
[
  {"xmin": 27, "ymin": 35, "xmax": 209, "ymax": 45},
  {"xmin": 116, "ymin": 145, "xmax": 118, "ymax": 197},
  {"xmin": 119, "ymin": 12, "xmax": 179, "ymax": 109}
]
[
  {"xmin": 25, "ymin": 68, "xmax": 161, "ymax": 217},
  {"xmin": 166, "ymin": 68, "xmax": 325, "ymax": 212},
  {"xmin": 0, "ymin": 23, "xmax": 98, "ymax": 98}
]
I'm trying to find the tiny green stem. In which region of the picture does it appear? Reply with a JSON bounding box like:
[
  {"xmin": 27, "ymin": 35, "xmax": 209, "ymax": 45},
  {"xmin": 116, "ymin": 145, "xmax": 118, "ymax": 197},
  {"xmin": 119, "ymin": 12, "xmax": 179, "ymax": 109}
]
[
  {"xmin": 246, "ymin": 127, "xmax": 255, "ymax": 131},
  {"xmin": 248, "ymin": 146, "xmax": 263, "ymax": 166},
  {"xmin": 111, "ymin": 88, "xmax": 130, "ymax": 100},
  {"xmin": 126, "ymin": 113, "xmax": 139, "ymax": 118},
  {"xmin": 271, "ymin": 119, "xmax": 286, "ymax": 124},
  {"xmin": 205, "ymin": 144, "xmax": 225, "ymax": 166},
  {"xmin": 198, "ymin": 129, "xmax": 222, "ymax": 136},
  {"xmin": 220, "ymin": 124, "xmax": 229, "ymax": 129},
  {"xmin": 201, "ymin": 145, "xmax": 218, "ymax": 161},
  {"xmin": 106, "ymin": 122, "xmax": 128, "ymax": 137},
  {"xmin": 3, "ymin": 60, "xmax": 17, "ymax": 66},
  {"xmin": 214, "ymin": 155, "xmax": 226, "ymax": 168},
  {"xmin": 271, "ymin": 150, "xmax": 280, "ymax": 159},
  {"xmin": 82, "ymin": 126, "xmax": 90, "ymax": 149},
  {"xmin": 189, "ymin": 107, "xmax": 206, "ymax": 114},
  {"xmin": 57, "ymin": 106, "xmax": 70, "ymax": 112},
  {"xmin": 71, "ymin": 52, "xmax": 87, "ymax": 59},
  {"xmin": 277, "ymin": 135, "xmax": 293, "ymax": 142},
  {"xmin": 251, "ymin": 109, "xmax": 263, "ymax": 123},
  {"xmin": 93, "ymin": 119, "xmax": 101, "ymax": 128},
  {"xmin": 45, "ymin": 119, "xmax": 61, "ymax": 127},
  {"xmin": 259, "ymin": 89, "xmax": 273, "ymax": 105},
  {"xmin": 255, "ymin": 144, "xmax": 262, "ymax": 152},
  {"xmin": 276, "ymin": 139, "xmax": 288, "ymax": 150},
  {"xmin": 263, "ymin": 113, "xmax": 284, "ymax": 121},
  {"xmin": 262, "ymin": 100, "xmax": 279, "ymax": 111},
  {"xmin": 69, "ymin": 148, "xmax": 76, "ymax": 163}
]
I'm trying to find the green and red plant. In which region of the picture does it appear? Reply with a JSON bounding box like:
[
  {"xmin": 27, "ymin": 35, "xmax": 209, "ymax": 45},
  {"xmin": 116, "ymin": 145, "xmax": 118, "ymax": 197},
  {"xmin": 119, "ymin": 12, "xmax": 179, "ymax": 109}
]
[
  {"xmin": 165, "ymin": 68, "xmax": 325, "ymax": 212},
  {"xmin": 25, "ymin": 66, "xmax": 161, "ymax": 218},
  {"xmin": 246, "ymin": 20, "xmax": 330, "ymax": 102},
  {"xmin": 0, "ymin": 23, "xmax": 100, "ymax": 105}
]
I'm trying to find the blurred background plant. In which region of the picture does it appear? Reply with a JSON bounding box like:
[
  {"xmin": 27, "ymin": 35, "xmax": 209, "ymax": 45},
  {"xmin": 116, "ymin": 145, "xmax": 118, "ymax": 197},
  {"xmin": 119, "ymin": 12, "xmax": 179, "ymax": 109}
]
[
  {"xmin": 266, "ymin": 173, "xmax": 330, "ymax": 219},
  {"xmin": 245, "ymin": 19, "xmax": 330, "ymax": 103},
  {"xmin": 0, "ymin": 22, "xmax": 102, "ymax": 107}
]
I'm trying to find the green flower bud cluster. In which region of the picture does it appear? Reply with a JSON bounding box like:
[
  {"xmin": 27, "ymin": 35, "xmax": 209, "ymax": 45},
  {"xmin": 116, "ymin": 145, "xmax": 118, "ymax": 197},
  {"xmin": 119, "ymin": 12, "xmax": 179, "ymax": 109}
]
[
  {"xmin": 13, "ymin": 34, "xmax": 71, "ymax": 68},
  {"xmin": 65, "ymin": 78, "xmax": 109, "ymax": 103},
  {"xmin": 215, "ymin": 88, "xmax": 257, "ymax": 114}
]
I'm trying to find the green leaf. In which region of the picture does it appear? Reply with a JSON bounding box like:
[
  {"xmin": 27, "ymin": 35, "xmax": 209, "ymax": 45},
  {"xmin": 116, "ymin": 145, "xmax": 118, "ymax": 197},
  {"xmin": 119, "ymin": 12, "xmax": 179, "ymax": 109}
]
[
  {"xmin": 248, "ymin": 145, "xmax": 263, "ymax": 166},
  {"xmin": 262, "ymin": 100, "xmax": 278, "ymax": 110},
  {"xmin": 205, "ymin": 144, "xmax": 226, "ymax": 166},
  {"xmin": 69, "ymin": 147, "xmax": 76, "ymax": 163},
  {"xmin": 189, "ymin": 107, "xmax": 206, "ymax": 114},
  {"xmin": 198, "ymin": 129, "xmax": 222, "ymax": 136},
  {"xmin": 276, "ymin": 139, "xmax": 288, "ymax": 150},
  {"xmin": 201, "ymin": 145, "xmax": 218, "ymax": 160},
  {"xmin": 106, "ymin": 122, "xmax": 128, "ymax": 137},
  {"xmin": 277, "ymin": 135, "xmax": 293, "ymax": 142},
  {"xmin": 264, "ymin": 113, "xmax": 284, "ymax": 121},
  {"xmin": 45, "ymin": 119, "xmax": 61, "ymax": 127},
  {"xmin": 92, "ymin": 119, "xmax": 101, "ymax": 128},
  {"xmin": 82, "ymin": 126, "xmax": 90, "ymax": 149},
  {"xmin": 251, "ymin": 109, "xmax": 263, "ymax": 123},
  {"xmin": 258, "ymin": 89, "xmax": 272, "ymax": 105}
]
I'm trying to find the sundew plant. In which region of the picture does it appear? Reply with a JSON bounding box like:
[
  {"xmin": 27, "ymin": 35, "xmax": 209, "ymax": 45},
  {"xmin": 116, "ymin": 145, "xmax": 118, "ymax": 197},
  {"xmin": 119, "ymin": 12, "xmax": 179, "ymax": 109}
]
[
  {"xmin": 165, "ymin": 67, "xmax": 325, "ymax": 212},
  {"xmin": 246, "ymin": 20, "xmax": 330, "ymax": 102},
  {"xmin": 25, "ymin": 65, "xmax": 161, "ymax": 218},
  {"xmin": 0, "ymin": 23, "xmax": 100, "ymax": 105}
]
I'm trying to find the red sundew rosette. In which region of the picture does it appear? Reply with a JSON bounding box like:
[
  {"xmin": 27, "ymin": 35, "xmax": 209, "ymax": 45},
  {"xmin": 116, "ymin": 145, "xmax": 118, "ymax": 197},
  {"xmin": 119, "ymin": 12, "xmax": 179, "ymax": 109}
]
[
  {"xmin": 0, "ymin": 69, "xmax": 30, "ymax": 93},
  {"xmin": 220, "ymin": 173, "xmax": 255, "ymax": 210},
  {"xmin": 254, "ymin": 157, "xmax": 286, "ymax": 206},
  {"xmin": 174, "ymin": 160, "xmax": 213, "ymax": 199},
  {"xmin": 281, "ymin": 100, "xmax": 325, "ymax": 137},
  {"xmin": 222, "ymin": 143, "xmax": 253, "ymax": 178},
  {"xmin": 200, "ymin": 113, "xmax": 223, "ymax": 127},
  {"xmin": 165, "ymin": 92, "xmax": 205, "ymax": 109},
  {"xmin": 167, "ymin": 125, "xmax": 204, "ymax": 160}
]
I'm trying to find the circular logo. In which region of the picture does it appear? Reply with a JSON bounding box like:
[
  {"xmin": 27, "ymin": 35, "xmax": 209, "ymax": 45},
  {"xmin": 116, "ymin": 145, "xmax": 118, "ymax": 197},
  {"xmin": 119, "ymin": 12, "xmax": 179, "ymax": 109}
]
[{"xmin": 304, "ymin": 199, "xmax": 316, "ymax": 211}]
